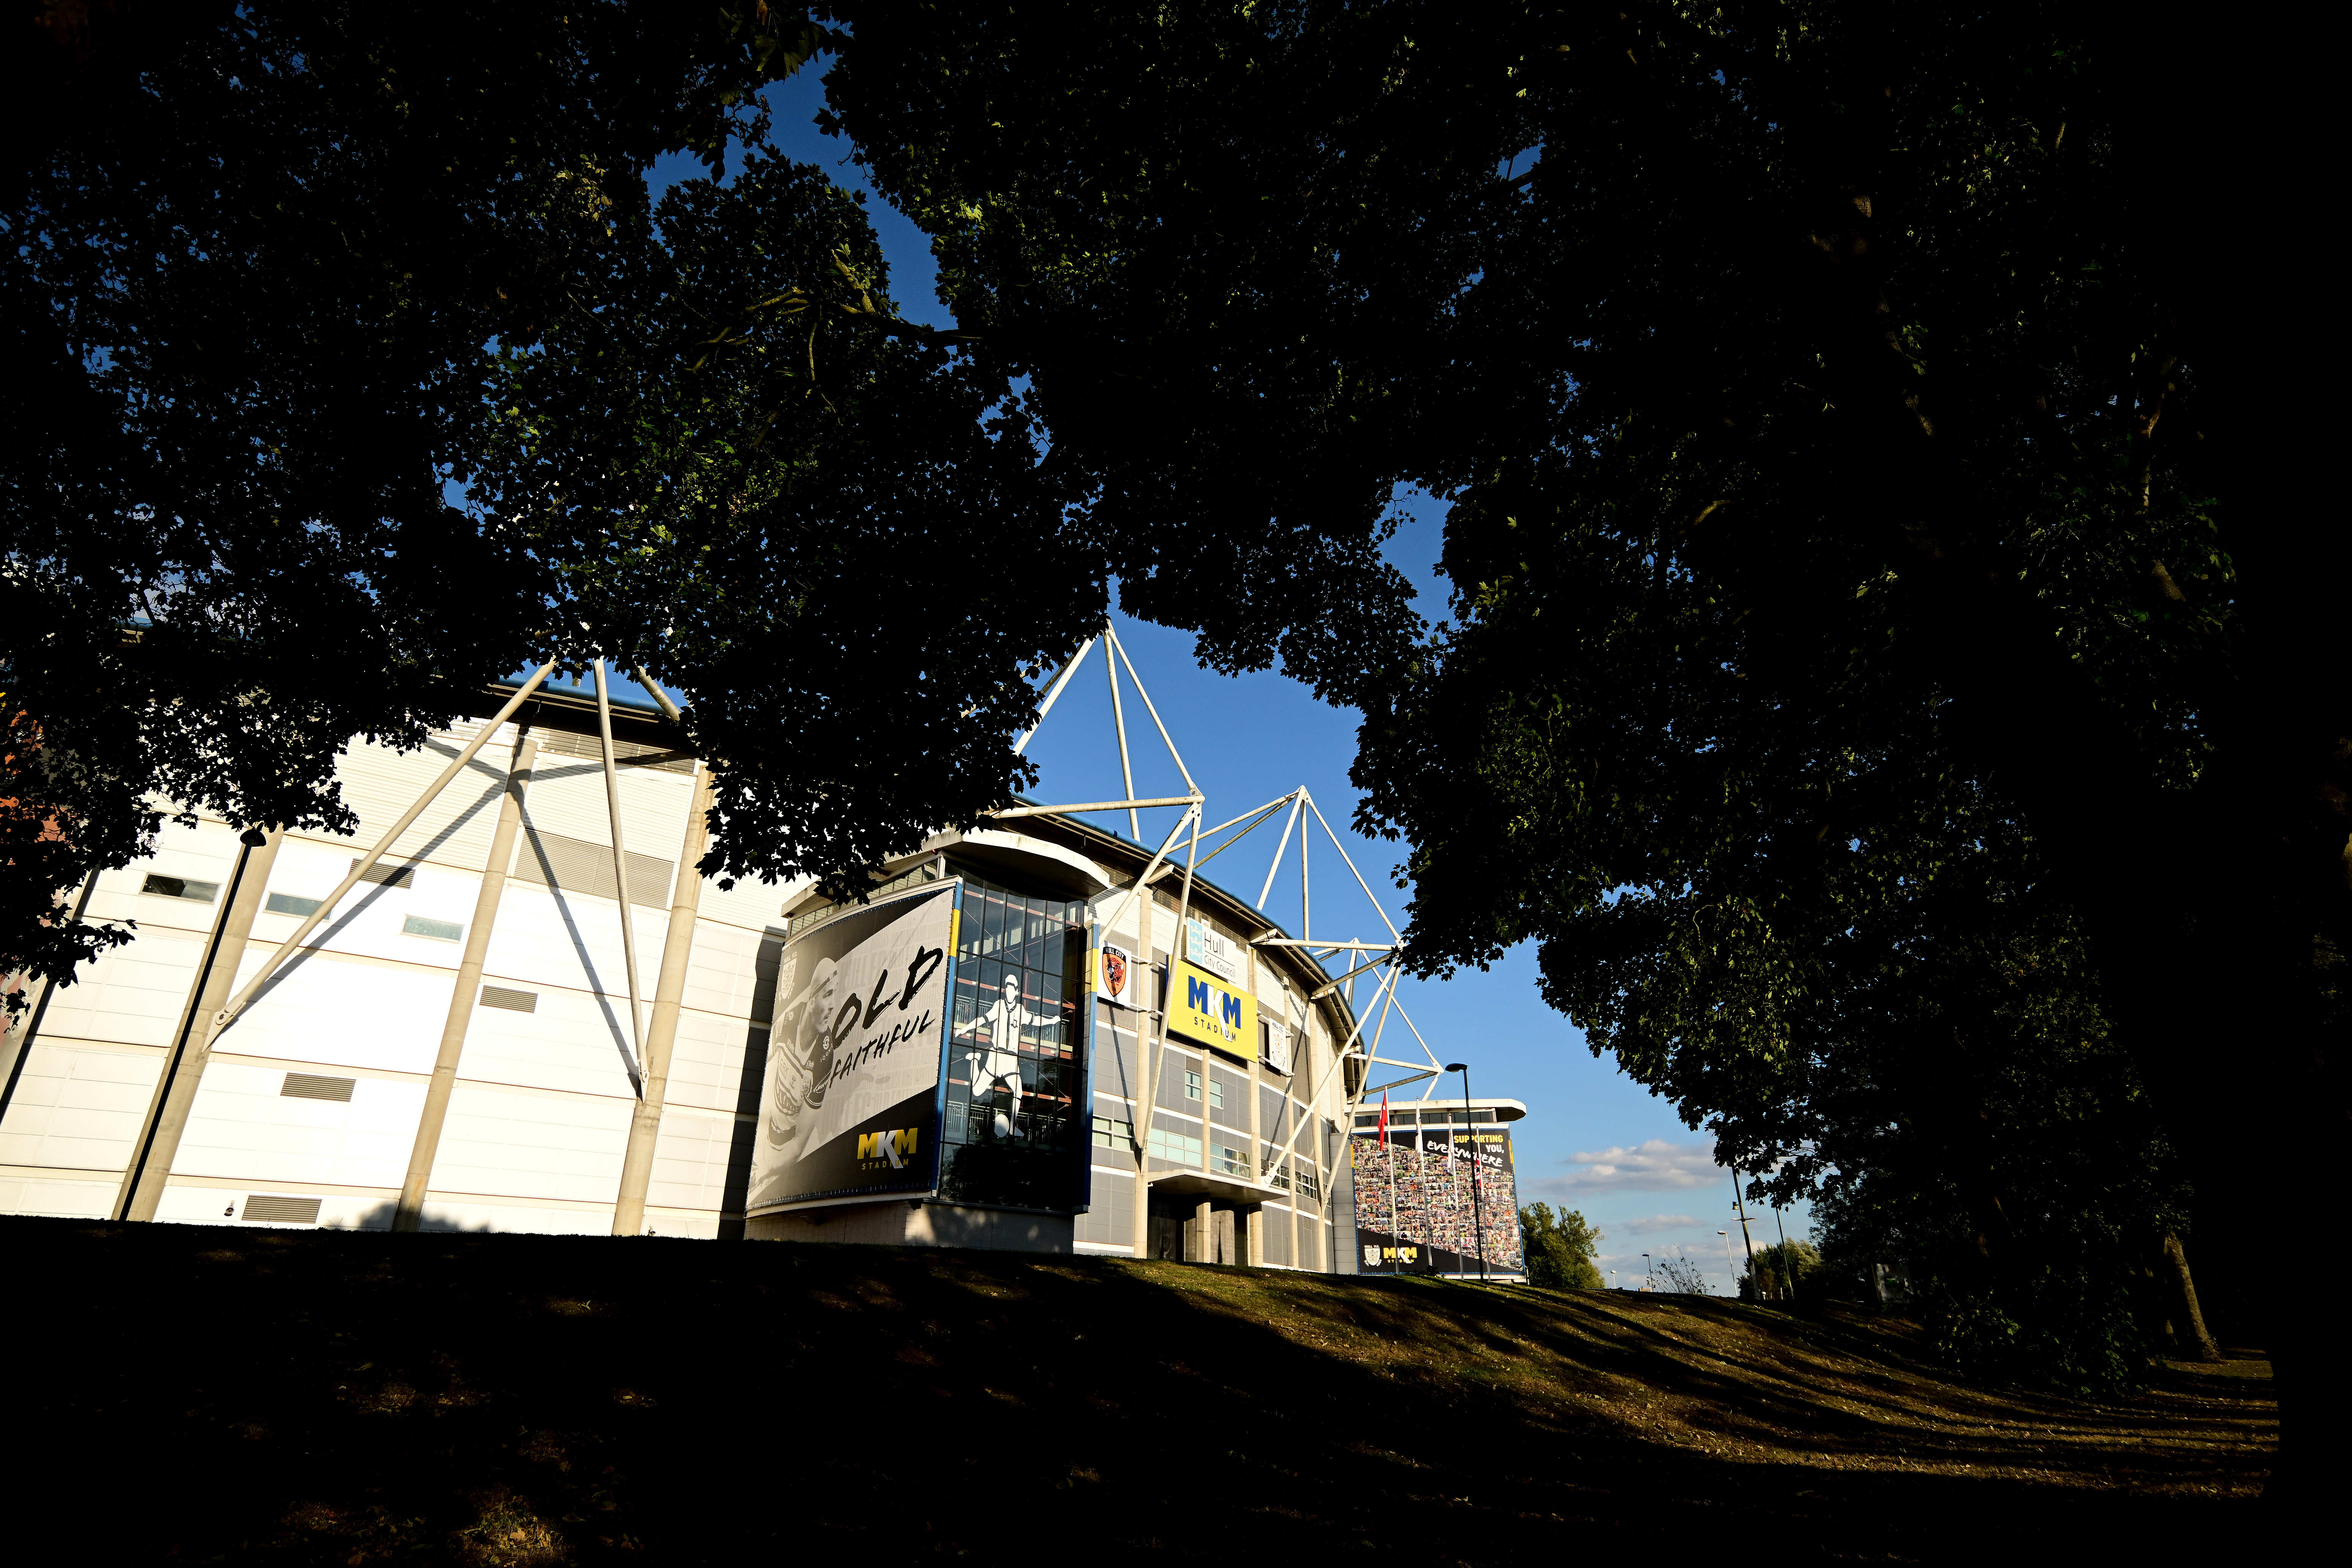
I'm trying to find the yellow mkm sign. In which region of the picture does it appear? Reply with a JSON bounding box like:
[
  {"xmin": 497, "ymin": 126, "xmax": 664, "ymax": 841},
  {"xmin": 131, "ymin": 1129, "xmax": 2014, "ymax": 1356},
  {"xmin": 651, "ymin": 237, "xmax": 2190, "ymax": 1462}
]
[
  {"xmin": 1170, "ymin": 959, "xmax": 1255, "ymax": 1051},
  {"xmin": 856, "ymin": 1127, "xmax": 920, "ymax": 1168}
]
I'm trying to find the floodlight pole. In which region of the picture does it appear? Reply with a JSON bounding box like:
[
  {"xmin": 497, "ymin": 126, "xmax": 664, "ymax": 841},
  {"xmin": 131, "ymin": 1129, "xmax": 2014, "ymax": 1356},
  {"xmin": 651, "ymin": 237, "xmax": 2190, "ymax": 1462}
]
[
  {"xmin": 1731, "ymin": 1169, "xmax": 1760, "ymax": 1297},
  {"xmin": 1449, "ymin": 1062, "xmax": 1486, "ymax": 1282},
  {"xmin": 1775, "ymin": 1203, "xmax": 1799, "ymax": 1302}
]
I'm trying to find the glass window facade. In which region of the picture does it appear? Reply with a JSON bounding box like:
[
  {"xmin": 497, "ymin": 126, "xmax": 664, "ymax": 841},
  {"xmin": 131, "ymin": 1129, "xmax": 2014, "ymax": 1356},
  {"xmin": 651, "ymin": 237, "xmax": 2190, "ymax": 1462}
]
[
  {"xmin": 1147, "ymin": 1126, "xmax": 1202, "ymax": 1165},
  {"xmin": 939, "ymin": 869, "xmax": 1088, "ymax": 1210}
]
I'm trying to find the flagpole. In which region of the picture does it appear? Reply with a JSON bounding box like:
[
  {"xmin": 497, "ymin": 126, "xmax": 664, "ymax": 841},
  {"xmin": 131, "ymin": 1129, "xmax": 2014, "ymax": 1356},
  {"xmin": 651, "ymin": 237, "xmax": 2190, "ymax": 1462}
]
[{"xmin": 1382, "ymin": 1090, "xmax": 1399, "ymax": 1272}]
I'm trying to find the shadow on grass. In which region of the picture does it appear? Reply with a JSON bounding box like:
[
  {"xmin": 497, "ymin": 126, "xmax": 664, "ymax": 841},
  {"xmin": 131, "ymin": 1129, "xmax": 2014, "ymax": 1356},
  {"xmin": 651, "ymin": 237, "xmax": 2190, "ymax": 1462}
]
[{"xmin": 3, "ymin": 1217, "xmax": 2270, "ymax": 1565}]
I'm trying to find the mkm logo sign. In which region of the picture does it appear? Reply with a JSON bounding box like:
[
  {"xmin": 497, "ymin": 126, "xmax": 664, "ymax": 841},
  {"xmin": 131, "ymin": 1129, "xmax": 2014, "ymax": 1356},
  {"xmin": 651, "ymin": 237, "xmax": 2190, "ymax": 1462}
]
[
  {"xmin": 1185, "ymin": 973, "xmax": 1244, "ymax": 1030},
  {"xmin": 1171, "ymin": 959, "xmax": 1255, "ymax": 1049},
  {"xmin": 855, "ymin": 1127, "xmax": 921, "ymax": 1169}
]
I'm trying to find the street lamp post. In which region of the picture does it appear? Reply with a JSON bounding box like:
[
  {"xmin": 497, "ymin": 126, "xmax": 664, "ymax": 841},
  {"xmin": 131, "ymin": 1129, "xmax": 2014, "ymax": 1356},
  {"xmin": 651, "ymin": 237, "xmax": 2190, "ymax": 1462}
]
[
  {"xmin": 1445, "ymin": 1062, "xmax": 1486, "ymax": 1282},
  {"xmin": 1642, "ymin": 1252, "xmax": 1652, "ymax": 1291}
]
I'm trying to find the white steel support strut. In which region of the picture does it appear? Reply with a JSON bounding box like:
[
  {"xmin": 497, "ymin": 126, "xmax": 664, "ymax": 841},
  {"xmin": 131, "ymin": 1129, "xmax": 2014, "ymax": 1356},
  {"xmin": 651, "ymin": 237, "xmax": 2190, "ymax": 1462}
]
[
  {"xmin": 1105, "ymin": 625, "xmax": 1200, "ymax": 798},
  {"xmin": 1105, "ymin": 627, "xmax": 1141, "ymax": 840},
  {"xmin": 1257, "ymin": 791, "xmax": 1304, "ymax": 911},
  {"xmin": 1013, "ymin": 635, "xmax": 1097, "ymax": 757},
  {"xmin": 1302, "ymin": 792, "xmax": 1404, "ymax": 944},
  {"xmin": 594, "ymin": 659, "xmax": 648, "ymax": 1080},
  {"xmin": 205, "ymin": 661, "xmax": 560, "ymax": 1042}
]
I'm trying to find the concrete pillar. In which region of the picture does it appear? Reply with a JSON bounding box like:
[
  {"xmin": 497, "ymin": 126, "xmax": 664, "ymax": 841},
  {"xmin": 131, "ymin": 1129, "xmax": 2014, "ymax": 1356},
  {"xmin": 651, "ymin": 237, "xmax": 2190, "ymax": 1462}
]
[
  {"xmin": 611, "ymin": 763, "xmax": 717, "ymax": 1235},
  {"xmin": 393, "ymin": 733, "xmax": 536, "ymax": 1231},
  {"xmin": 1131, "ymin": 893, "xmax": 1155, "ymax": 1258},
  {"xmin": 118, "ymin": 827, "xmax": 284, "ymax": 1221}
]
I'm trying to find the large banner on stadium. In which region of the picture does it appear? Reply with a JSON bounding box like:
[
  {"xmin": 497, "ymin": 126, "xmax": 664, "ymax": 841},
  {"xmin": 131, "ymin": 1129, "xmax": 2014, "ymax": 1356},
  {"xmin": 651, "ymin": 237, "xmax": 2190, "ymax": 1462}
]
[
  {"xmin": 1351, "ymin": 1121, "xmax": 1523, "ymax": 1276},
  {"xmin": 747, "ymin": 884, "xmax": 958, "ymax": 1214}
]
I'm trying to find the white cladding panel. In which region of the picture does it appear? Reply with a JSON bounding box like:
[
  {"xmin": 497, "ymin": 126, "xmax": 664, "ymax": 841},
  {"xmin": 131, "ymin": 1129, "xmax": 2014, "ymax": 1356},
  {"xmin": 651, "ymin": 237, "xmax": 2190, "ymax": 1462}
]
[
  {"xmin": 83, "ymin": 816, "xmax": 244, "ymax": 930},
  {"xmin": 695, "ymin": 871, "xmax": 798, "ymax": 936},
  {"xmin": 679, "ymin": 917, "xmax": 769, "ymax": 1022},
  {"xmin": 171, "ymin": 1061, "xmax": 427, "ymax": 1190},
  {"xmin": 216, "ymin": 950, "xmax": 452, "ymax": 1076},
  {"xmin": 33, "ymin": 926, "xmax": 202, "ymax": 1050},
  {"xmin": 429, "ymin": 1083, "xmax": 631, "ymax": 1204},
  {"xmin": 660, "ymin": 1007, "xmax": 757, "ymax": 1115},
  {"xmin": 455, "ymin": 980, "xmax": 642, "ymax": 1098},
  {"xmin": 333, "ymin": 725, "xmax": 522, "ymax": 873},
  {"xmin": 0, "ymin": 1043, "xmax": 163, "ymax": 1173},
  {"xmin": 410, "ymin": 1197, "xmax": 615, "ymax": 1236},
  {"xmin": 645, "ymin": 1108, "xmax": 736, "ymax": 1215},
  {"xmin": 0, "ymin": 1174, "xmax": 119, "ymax": 1217},
  {"xmin": 250, "ymin": 841, "xmax": 484, "ymax": 969},
  {"xmin": 479, "ymin": 885, "xmax": 672, "ymax": 1002}
]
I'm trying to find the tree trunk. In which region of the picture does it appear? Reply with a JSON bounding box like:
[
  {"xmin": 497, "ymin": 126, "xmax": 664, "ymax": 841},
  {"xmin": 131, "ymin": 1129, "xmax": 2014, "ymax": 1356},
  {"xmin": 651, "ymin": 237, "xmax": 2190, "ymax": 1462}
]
[{"xmin": 2157, "ymin": 1233, "xmax": 2222, "ymax": 1364}]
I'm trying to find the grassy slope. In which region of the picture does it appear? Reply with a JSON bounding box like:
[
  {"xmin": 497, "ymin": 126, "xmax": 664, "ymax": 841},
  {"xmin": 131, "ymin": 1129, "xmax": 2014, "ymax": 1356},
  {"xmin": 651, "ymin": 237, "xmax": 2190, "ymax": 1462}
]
[{"xmin": 6, "ymin": 1218, "xmax": 2270, "ymax": 1563}]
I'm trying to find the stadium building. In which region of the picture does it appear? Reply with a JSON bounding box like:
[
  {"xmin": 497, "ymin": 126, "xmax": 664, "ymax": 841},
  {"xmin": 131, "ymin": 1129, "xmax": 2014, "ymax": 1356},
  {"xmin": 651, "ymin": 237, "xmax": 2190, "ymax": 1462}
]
[{"xmin": 0, "ymin": 678, "xmax": 1365, "ymax": 1268}]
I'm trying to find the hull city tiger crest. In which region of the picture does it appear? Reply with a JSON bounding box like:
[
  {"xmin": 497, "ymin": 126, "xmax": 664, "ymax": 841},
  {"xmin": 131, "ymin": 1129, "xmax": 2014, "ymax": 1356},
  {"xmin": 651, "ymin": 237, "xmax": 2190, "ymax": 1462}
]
[{"xmin": 1097, "ymin": 944, "xmax": 1136, "ymax": 1008}]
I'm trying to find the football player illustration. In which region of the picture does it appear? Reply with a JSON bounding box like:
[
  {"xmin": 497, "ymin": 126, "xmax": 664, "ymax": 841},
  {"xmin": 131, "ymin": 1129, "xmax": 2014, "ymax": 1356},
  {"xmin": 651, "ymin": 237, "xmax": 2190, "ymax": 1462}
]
[{"xmin": 966, "ymin": 973, "xmax": 1054, "ymax": 1137}]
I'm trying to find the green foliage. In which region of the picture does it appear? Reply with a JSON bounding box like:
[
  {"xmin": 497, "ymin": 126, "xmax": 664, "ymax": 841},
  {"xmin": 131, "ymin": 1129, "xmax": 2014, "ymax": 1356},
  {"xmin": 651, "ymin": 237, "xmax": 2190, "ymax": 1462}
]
[
  {"xmin": 1518, "ymin": 1203, "xmax": 1603, "ymax": 1291},
  {"xmin": 1740, "ymin": 1239, "xmax": 1821, "ymax": 1302},
  {"xmin": 817, "ymin": 2, "xmax": 1494, "ymax": 707},
  {"xmin": 4, "ymin": 1, "xmax": 804, "ymax": 985},
  {"xmin": 471, "ymin": 150, "xmax": 1100, "ymax": 896},
  {"xmin": 1653, "ymin": 1256, "xmax": 1708, "ymax": 1296}
]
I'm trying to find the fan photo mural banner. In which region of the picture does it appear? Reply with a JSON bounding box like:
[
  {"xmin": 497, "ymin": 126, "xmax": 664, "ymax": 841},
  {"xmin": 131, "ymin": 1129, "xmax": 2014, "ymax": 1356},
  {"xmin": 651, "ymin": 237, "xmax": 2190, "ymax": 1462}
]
[{"xmin": 748, "ymin": 884, "xmax": 958, "ymax": 1214}]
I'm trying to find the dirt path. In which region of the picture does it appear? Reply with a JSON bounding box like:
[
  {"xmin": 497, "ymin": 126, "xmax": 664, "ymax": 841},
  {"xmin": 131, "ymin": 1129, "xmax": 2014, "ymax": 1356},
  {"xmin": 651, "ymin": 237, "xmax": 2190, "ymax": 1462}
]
[{"xmin": 5, "ymin": 1218, "xmax": 2270, "ymax": 1562}]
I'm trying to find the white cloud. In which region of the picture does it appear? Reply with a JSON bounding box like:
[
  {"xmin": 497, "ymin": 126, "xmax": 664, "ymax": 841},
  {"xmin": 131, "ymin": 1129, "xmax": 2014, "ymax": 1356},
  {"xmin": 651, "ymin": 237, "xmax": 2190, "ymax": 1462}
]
[
  {"xmin": 1523, "ymin": 1138, "xmax": 1723, "ymax": 1197},
  {"xmin": 1623, "ymin": 1213, "xmax": 1700, "ymax": 1236}
]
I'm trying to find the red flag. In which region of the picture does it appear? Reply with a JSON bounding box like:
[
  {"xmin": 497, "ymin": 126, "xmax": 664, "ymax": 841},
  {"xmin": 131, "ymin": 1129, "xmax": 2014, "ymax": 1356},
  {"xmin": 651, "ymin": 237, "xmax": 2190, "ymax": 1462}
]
[{"xmin": 1377, "ymin": 1089, "xmax": 1390, "ymax": 1145}]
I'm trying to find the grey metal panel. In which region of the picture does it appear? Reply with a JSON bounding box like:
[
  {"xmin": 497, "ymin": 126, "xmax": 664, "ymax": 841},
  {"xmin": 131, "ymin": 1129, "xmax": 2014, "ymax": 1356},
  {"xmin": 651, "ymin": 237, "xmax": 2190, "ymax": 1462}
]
[
  {"xmin": 532, "ymin": 727, "xmax": 694, "ymax": 775},
  {"xmin": 513, "ymin": 828, "xmax": 675, "ymax": 908},
  {"xmin": 1157, "ymin": 1058, "xmax": 1203, "ymax": 1113},
  {"xmin": 1209, "ymin": 1067, "xmax": 1247, "ymax": 1129},
  {"xmin": 1097, "ymin": 1031, "xmax": 1139, "ymax": 1105}
]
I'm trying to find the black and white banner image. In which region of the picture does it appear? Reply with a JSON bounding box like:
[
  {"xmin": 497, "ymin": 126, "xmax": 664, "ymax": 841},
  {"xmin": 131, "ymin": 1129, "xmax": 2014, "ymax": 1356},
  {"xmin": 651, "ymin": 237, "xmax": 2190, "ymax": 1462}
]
[{"xmin": 747, "ymin": 884, "xmax": 958, "ymax": 1214}]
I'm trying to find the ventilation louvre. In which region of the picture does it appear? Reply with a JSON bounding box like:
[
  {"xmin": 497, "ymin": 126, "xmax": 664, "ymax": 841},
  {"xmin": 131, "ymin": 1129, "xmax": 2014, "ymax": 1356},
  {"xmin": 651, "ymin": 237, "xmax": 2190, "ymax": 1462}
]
[
  {"xmin": 533, "ymin": 729, "xmax": 695, "ymax": 774},
  {"xmin": 281, "ymin": 1073, "xmax": 355, "ymax": 1103},
  {"xmin": 479, "ymin": 985, "xmax": 538, "ymax": 1013},
  {"xmin": 347, "ymin": 860, "xmax": 415, "ymax": 890},
  {"xmin": 513, "ymin": 830, "xmax": 674, "ymax": 909},
  {"xmin": 242, "ymin": 1194, "xmax": 322, "ymax": 1224}
]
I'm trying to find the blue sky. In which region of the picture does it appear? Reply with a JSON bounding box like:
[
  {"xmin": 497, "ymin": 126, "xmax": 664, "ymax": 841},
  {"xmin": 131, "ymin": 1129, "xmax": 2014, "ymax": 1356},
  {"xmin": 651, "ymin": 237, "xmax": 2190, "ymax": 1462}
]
[{"xmin": 613, "ymin": 63, "xmax": 1813, "ymax": 1292}]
